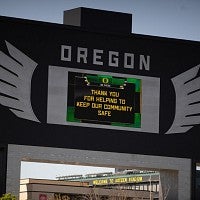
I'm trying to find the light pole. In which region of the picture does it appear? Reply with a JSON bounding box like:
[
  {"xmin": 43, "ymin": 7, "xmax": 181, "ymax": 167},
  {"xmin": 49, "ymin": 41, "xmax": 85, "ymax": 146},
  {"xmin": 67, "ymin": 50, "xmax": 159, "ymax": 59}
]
[{"xmin": 149, "ymin": 174, "xmax": 152, "ymax": 200}]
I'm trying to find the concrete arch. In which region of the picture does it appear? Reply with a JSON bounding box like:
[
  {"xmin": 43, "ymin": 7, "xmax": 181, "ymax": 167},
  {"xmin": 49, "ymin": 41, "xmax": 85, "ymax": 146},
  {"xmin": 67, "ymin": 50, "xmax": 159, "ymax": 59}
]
[{"xmin": 7, "ymin": 144, "xmax": 191, "ymax": 200}]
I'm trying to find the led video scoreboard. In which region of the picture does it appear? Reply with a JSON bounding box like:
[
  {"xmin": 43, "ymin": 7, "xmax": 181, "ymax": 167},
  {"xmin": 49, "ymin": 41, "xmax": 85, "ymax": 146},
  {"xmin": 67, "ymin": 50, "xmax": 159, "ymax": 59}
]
[{"xmin": 67, "ymin": 72, "xmax": 141, "ymax": 128}]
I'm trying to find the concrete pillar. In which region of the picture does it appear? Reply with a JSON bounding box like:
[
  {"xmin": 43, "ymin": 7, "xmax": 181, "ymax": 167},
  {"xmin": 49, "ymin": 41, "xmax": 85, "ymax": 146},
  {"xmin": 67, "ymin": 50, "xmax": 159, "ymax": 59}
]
[
  {"xmin": 6, "ymin": 146, "xmax": 21, "ymax": 199},
  {"xmin": 159, "ymin": 170, "xmax": 178, "ymax": 200}
]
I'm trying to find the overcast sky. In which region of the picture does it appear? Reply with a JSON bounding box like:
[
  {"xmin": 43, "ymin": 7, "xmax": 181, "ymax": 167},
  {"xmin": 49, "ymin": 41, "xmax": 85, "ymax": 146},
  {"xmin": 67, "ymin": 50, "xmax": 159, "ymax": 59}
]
[
  {"xmin": 1, "ymin": 0, "xmax": 200, "ymax": 179},
  {"xmin": 0, "ymin": 0, "xmax": 200, "ymax": 41}
]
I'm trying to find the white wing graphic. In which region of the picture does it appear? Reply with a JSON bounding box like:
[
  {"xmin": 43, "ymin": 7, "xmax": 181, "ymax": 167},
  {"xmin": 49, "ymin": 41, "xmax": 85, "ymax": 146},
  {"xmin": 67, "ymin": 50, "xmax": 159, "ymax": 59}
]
[
  {"xmin": 0, "ymin": 41, "xmax": 40, "ymax": 122},
  {"xmin": 166, "ymin": 64, "xmax": 200, "ymax": 134}
]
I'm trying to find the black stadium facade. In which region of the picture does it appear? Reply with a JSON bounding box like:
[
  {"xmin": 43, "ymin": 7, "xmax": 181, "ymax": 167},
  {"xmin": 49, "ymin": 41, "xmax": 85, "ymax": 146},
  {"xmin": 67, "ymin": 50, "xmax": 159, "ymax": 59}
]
[{"xmin": 0, "ymin": 7, "xmax": 200, "ymax": 199}]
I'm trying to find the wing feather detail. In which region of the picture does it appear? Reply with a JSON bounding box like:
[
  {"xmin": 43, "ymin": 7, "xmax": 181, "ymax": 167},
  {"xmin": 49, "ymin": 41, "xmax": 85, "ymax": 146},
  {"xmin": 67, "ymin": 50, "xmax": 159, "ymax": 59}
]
[
  {"xmin": 165, "ymin": 65, "xmax": 200, "ymax": 134},
  {"xmin": 0, "ymin": 81, "xmax": 19, "ymax": 98},
  {"xmin": 187, "ymin": 90, "xmax": 200, "ymax": 104},
  {"xmin": 0, "ymin": 51, "xmax": 22, "ymax": 74},
  {"xmin": 0, "ymin": 67, "xmax": 19, "ymax": 85},
  {"xmin": 0, "ymin": 41, "xmax": 40, "ymax": 122},
  {"xmin": 0, "ymin": 96, "xmax": 23, "ymax": 110}
]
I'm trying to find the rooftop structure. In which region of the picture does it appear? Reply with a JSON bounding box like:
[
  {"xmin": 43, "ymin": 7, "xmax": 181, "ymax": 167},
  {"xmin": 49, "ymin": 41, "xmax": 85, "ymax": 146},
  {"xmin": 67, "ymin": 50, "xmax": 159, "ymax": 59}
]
[{"xmin": 20, "ymin": 178, "xmax": 157, "ymax": 200}]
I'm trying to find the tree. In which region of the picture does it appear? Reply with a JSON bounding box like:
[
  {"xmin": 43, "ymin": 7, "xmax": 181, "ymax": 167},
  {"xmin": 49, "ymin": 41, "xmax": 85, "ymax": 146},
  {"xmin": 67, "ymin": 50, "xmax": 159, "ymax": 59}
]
[{"xmin": 0, "ymin": 193, "xmax": 16, "ymax": 200}]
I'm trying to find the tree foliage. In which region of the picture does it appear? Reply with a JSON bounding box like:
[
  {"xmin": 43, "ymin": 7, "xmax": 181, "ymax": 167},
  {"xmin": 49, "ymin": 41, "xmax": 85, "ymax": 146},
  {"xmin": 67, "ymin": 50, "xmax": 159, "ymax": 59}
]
[{"xmin": 0, "ymin": 193, "xmax": 16, "ymax": 200}]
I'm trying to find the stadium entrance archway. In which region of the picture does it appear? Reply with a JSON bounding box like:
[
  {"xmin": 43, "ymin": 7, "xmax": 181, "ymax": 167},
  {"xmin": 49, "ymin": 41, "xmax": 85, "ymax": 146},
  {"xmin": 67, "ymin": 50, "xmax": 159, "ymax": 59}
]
[{"xmin": 6, "ymin": 144, "xmax": 191, "ymax": 200}]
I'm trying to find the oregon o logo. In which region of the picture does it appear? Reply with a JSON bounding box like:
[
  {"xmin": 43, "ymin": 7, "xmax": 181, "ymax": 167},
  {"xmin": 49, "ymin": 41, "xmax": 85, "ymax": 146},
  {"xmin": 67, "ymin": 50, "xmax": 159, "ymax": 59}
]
[{"xmin": 102, "ymin": 77, "xmax": 109, "ymax": 84}]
